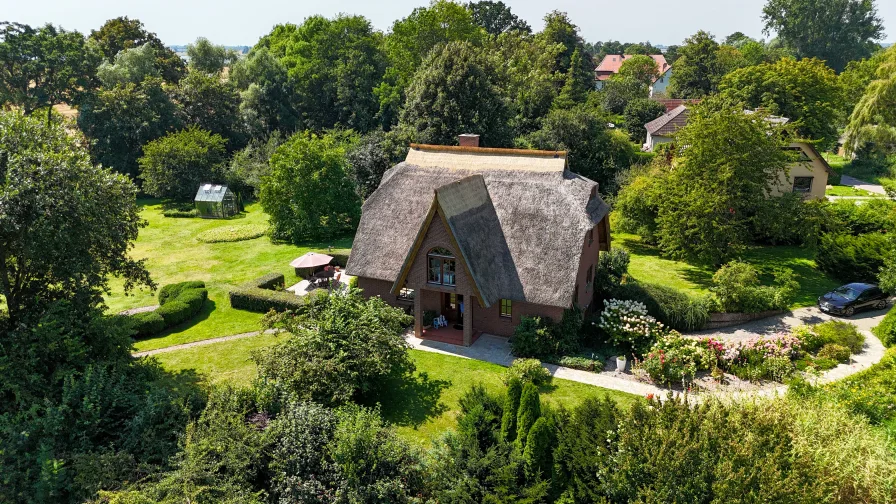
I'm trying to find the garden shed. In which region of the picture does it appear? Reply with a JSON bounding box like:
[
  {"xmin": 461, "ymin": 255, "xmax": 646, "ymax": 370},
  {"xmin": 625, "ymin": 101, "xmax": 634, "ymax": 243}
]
[{"xmin": 194, "ymin": 183, "xmax": 239, "ymax": 219}]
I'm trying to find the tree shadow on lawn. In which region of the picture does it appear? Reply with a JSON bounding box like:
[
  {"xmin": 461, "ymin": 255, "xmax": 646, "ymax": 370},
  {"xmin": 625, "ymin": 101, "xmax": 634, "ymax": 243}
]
[{"xmin": 370, "ymin": 371, "xmax": 450, "ymax": 428}]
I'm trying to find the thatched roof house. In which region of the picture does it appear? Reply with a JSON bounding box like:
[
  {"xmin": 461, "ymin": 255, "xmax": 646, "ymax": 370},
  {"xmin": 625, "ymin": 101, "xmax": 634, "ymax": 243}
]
[{"xmin": 347, "ymin": 136, "xmax": 611, "ymax": 346}]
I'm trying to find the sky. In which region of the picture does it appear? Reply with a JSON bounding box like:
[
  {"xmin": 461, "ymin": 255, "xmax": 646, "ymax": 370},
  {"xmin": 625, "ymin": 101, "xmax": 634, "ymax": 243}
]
[{"xmin": 5, "ymin": 0, "xmax": 895, "ymax": 47}]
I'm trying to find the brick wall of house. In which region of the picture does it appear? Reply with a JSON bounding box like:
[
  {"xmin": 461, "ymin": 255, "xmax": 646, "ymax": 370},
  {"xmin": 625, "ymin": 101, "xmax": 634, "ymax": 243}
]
[
  {"xmin": 571, "ymin": 216, "xmax": 611, "ymax": 313},
  {"xmin": 405, "ymin": 211, "xmax": 475, "ymax": 296},
  {"xmin": 471, "ymin": 297, "xmax": 565, "ymax": 337}
]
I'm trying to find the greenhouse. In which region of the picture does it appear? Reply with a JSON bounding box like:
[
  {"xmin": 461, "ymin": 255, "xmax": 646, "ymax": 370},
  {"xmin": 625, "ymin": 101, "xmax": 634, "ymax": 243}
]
[{"xmin": 194, "ymin": 183, "xmax": 239, "ymax": 219}]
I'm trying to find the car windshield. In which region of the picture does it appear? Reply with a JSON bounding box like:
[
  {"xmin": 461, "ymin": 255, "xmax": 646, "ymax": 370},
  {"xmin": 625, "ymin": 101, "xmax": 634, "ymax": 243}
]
[{"xmin": 833, "ymin": 286, "xmax": 860, "ymax": 300}]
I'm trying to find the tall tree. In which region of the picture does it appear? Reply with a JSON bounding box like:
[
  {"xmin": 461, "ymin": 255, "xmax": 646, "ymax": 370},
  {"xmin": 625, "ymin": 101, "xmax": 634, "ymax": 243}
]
[
  {"xmin": 229, "ymin": 47, "xmax": 299, "ymax": 137},
  {"xmin": 186, "ymin": 37, "xmax": 240, "ymax": 74},
  {"xmin": 467, "ymin": 1, "xmax": 531, "ymax": 35},
  {"xmin": 260, "ymin": 132, "xmax": 362, "ymax": 243},
  {"xmin": 0, "ymin": 111, "xmax": 152, "ymax": 323},
  {"xmin": 844, "ymin": 45, "xmax": 896, "ymax": 155},
  {"xmin": 762, "ymin": 0, "xmax": 885, "ymax": 72},
  {"xmin": 720, "ymin": 57, "xmax": 845, "ymax": 149},
  {"xmin": 259, "ymin": 15, "xmax": 386, "ymax": 132},
  {"xmin": 656, "ymin": 99, "xmax": 789, "ymax": 264},
  {"xmin": 398, "ymin": 41, "xmax": 512, "ymax": 146},
  {"xmin": 538, "ymin": 11, "xmax": 587, "ymax": 75},
  {"xmin": 95, "ymin": 42, "xmax": 159, "ymax": 87},
  {"xmin": 77, "ymin": 77, "xmax": 183, "ymax": 179},
  {"xmin": 89, "ymin": 16, "xmax": 186, "ymax": 82},
  {"xmin": 668, "ymin": 31, "xmax": 725, "ymax": 98},
  {"xmin": 0, "ymin": 22, "xmax": 99, "ymax": 122},
  {"xmin": 618, "ymin": 54, "xmax": 660, "ymax": 87},
  {"xmin": 553, "ymin": 48, "xmax": 594, "ymax": 109},
  {"xmin": 171, "ymin": 72, "xmax": 245, "ymax": 151},
  {"xmin": 379, "ymin": 1, "xmax": 483, "ymax": 127},
  {"xmin": 139, "ymin": 127, "xmax": 227, "ymax": 201}
]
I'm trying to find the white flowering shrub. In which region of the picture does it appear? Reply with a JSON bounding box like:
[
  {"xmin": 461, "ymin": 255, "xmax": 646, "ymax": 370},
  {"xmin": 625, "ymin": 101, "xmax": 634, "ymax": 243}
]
[{"xmin": 598, "ymin": 299, "xmax": 666, "ymax": 354}]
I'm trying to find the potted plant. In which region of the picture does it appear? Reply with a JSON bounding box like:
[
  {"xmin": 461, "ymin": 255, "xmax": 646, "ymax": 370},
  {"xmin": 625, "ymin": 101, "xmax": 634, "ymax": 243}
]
[{"xmin": 616, "ymin": 354, "xmax": 627, "ymax": 372}]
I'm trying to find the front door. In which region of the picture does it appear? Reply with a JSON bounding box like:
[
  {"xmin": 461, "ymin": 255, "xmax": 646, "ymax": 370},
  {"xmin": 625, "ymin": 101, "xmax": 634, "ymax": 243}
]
[{"xmin": 442, "ymin": 293, "xmax": 463, "ymax": 324}]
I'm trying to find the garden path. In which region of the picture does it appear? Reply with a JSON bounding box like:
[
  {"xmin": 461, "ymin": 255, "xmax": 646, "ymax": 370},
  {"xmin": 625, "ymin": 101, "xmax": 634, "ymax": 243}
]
[
  {"xmin": 839, "ymin": 174, "xmax": 887, "ymax": 195},
  {"xmin": 133, "ymin": 329, "xmax": 280, "ymax": 357}
]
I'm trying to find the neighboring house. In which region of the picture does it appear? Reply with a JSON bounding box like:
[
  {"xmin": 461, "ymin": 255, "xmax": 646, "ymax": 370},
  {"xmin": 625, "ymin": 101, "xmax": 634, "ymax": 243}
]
[
  {"xmin": 346, "ymin": 135, "xmax": 611, "ymax": 346},
  {"xmin": 594, "ymin": 54, "xmax": 671, "ymax": 96},
  {"xmin": 644, "ymin": 104, "xmax": 689, "ymax": 151},
  {"xmin": 643, "ymin": 108, "xmax": 834, "ymax": 200}
]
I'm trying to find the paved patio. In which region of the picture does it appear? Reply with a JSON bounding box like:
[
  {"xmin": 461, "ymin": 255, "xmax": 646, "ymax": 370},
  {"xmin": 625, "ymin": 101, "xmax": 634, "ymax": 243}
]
[{"xmin": 287, "ymin": 271, "xmax": 354, "ymax": 296}]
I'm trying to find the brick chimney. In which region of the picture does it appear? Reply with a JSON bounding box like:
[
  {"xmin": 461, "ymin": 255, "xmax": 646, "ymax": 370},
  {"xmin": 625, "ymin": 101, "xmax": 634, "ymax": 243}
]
[{"xmin": 458, "ymin": 133, "xmax": 480, "ymax": 147}]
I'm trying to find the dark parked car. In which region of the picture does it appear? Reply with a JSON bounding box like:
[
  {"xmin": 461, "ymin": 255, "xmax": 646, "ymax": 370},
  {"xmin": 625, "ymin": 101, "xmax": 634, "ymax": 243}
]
[{"xmin": 818, "ymin": 283, "xmax": 889, "ymax": 316}]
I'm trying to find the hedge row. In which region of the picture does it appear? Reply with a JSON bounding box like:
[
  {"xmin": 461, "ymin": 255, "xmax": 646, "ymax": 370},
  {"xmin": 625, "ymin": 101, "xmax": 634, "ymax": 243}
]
[
  {"xmin": 229, "ymin": 273, "xmax": 305, "ymax": 313},
  {"xmin": 131, "ymin": 281, "xmax": 208, "ymax": 339},
  {"xmin": 874, "ymin": 306, "xmax": 896, "ymax": 347}
]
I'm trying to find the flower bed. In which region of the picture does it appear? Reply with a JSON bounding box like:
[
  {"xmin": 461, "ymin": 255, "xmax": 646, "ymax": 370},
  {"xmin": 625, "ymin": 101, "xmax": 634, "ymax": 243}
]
[{"xmin": 196, "ymin": 224, "xmax": 268, "ymax": 243}]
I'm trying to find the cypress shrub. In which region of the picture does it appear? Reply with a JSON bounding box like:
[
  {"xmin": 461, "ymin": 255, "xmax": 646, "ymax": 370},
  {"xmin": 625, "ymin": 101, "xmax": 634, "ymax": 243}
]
[
  {"xmin": 524, "ymin": 417, "xmax": 556, "ymax": 478},
  {"xmin": 516, "ymin": 382, "xmax": 541, "ymax": 447},
  {"xmin": 501, "ymin": 378, "xmax": 522, "ymax": 442}
]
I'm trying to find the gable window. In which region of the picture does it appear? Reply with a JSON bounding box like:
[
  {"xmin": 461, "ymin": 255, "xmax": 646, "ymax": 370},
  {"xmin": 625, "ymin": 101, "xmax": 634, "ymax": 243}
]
[
  {"xmin": 793, "ymin": 176, "xmax": 813, "ymax": 194},
  {"xmin": 500, "ymin": 299, "xmax": 512, "ymax": 318},
  {"xmin": 427, "ymin": 247, "xmax": 456, "ymax": 286}
]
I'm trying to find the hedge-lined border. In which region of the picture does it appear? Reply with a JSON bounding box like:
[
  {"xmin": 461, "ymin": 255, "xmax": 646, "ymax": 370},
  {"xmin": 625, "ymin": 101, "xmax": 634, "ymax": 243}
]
[
  {"xmin": 130, "ymin": 281, "xmax": 208, "ymax": 338},
  {"xmin": 229, "ymin": 272, "xmax": 305, "ymax": 313}
]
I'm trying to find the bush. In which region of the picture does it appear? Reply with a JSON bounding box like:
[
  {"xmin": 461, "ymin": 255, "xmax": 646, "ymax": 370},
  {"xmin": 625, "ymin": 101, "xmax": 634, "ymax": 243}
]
[
  {"xmin": 639, "ymin": 347, "xmax": 698, "ymax": 386},
  {"xmin": 501, "ymin": 378, "xmax": 522, "ymax": 442},
  {"xmin": 504, "ymin": 358, "xmax": 552, "ymax": 386},
  {"xmin": 817, "ymin": 344, "xmax": 851, "ymax": 363},
  {"xmin": 158, "ymin": 281, "xmax": 206, "ymax": 305},
  {"xmin": 510, "ymin": 312, "xmax": 582, "ymax": 358},
  {"xmin": 553, "ymin": 355, "xmax": 602, "ymax": 372},
  {"xmin": 813, "ymin": 320, "xmax": 865, "ymax": 353},
  {"xmin": 229, "ymin": 273, "xmax": 305, "ymax": 313},
  {"xmin": 130, "ymin": 311, "xmax": 166, "ymax": 338},
  {"xmin": 162, "ymin": 208, "xmax": 199, "ymax": 218},
  {"xmin": 195, "ymin": 224, "xmax": 267, "ymax": 243},
  {"xmin": 515, "ymin": 382, "xmax": 541, "ymax": 446},
  {"xmin": 816, "ymin": 232, "xmax": 893, "ymax": 283},
  {"xmin": 710, "ymin": 261, "xmax": 797, "ymax": 313},
  {"xmin": 597, "ymin": 299, "xmax": 666, "ymax": 355},
  {"xmin": 594, "ymin": 249, "xmax": 630, "ymax": 296},
  {"xmin": 752, "ymin": 194, "xmax": 825, "ymax": 246},
  {"xmin": 613, "ymin": 172, "xmax": 664, "ymax": 244},
  {"xmin": 824, "ymin": 198, "xmax": 896, "ymax": 235},
  {"xmin": 155, "ymin": 300, "xmax": 193, "ymax": 326},
  {"xmin": 873, "ymin": 306, "xmax": 896, "ymax": 347},
  {"xmin": 826, "ymin": 348, "xmax": 896, "ymax": 425},
  {"xmin": 613, "ymin": 281, "xmax": 711, "ymax": 331}
]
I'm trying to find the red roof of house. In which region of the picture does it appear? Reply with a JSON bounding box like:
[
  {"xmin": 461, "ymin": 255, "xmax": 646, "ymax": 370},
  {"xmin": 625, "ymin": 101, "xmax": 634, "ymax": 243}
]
[{"xmin": 595, "ymin": 54, "xmax": 669, "ymax": 81}]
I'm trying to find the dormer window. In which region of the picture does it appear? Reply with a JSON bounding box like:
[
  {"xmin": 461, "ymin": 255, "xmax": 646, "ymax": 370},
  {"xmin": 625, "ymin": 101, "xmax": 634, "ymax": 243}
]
[{"xmin": 427, "ymin": 247, "xmax": 456, "ymax": 286}]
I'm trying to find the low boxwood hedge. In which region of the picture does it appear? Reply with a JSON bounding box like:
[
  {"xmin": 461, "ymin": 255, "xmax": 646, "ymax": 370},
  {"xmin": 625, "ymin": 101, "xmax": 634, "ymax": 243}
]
[
  {"xmin": 129, "ymin": 281, "xmax": 208, "ymax": 339},
  {"xmin": 229, "ymin": 273, "xmax": 305, "ymax": 313},
  {"xmin": 131, "ymin": 311, "xmax": 166, "ymax": 338}
]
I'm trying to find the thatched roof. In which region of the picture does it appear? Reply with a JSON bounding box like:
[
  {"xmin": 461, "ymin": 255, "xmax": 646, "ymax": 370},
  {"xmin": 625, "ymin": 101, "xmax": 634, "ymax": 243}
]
[{"xmin": 346, "ymin": 145, "xmax": 609, "ymax": 309}]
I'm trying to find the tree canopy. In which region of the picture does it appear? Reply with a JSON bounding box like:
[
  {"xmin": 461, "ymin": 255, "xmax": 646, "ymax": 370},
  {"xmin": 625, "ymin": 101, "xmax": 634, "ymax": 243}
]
[
  {"xmin": 618, "ymin": 54, "xmax": 661, "ymax": 87},
  {"xmin": 260, "ymin": 132, "xmax": 362, "ymax": 242},
  {"xmin": 467, "ymin": 1, "xmax": 531, "ymax": 34},
  {"xmin": 0, "ymin": 111, "xmax": 152, "ymax": 322},
  {"xmin": 0, "ymin": 22, "xmax": 99, "ymax": 121},
  {"xmin": 762, "ymin": 0, "xmax": 885, "ymax": 72},
  {"xmin": 139, "ymin": 126, "xmax": 227, "ymax": 201},
  {"xmin": 720, "ymin": 57, "xmax": 845, "ymax": 149},
  {"xmin": 398, "ymin": 40, "xmax": 512, "ymax": 146},
  {"xmin": 89, "ymin": 16, "xmax": 186, "ymax": 82},
  {"xmin": 96, "ymin": 42, "xmax": 159, "ymax": 87},
  {"xmin": 186, "ymin": 37, "xmax": 240, "ymax": 74},
  {"xmin": 668, "ymin": 31, "xmax": 726, "ymax": 98},
  {"xmin": 844, "ymin": 45, "xmax": 896, "ymax": 155}
]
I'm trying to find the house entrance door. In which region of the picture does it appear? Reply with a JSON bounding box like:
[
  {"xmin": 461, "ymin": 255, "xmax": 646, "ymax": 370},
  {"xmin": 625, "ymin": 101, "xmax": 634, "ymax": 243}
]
[{"xmin": 442, "ymin": 293, "xmax": 464, "ymax": 326}]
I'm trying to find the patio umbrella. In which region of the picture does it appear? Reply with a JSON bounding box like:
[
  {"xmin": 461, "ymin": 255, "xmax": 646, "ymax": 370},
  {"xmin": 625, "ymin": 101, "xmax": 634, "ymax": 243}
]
[{"xmin": 290, "ymin": 252, "xmax": 333, "ymax": 269}]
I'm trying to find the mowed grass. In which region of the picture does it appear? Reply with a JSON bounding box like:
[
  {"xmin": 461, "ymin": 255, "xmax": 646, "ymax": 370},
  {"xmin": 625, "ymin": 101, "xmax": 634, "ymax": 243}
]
[
  {"xmin": 825, "ymin": 185, "xmax": 885, "ymax": 198},
  {"xmin": 153, "ymin": 335, "xmax": 639, "ymax": 445},
  {"xmin": 105, "ymin": 200, "xmax": 351, "ymax": 352},
  {"xmin": 823, "ymin": 152, "xmax": 894, "ymax": 186},
  {"xmin": 614, "ymin": 232, "xmax": 840, "ymax": 308}
]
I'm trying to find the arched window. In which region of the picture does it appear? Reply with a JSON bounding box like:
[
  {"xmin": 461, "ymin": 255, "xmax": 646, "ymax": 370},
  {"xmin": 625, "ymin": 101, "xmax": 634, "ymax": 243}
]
[{"xmin": 427, "ymin": 247, "xmax": 456, "ymax": 286}]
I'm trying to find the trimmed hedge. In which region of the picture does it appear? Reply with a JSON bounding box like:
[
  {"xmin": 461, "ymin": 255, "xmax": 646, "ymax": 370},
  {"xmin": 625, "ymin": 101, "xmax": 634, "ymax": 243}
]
[
  {"xmin": 131, "ymin": 311, "xmax": 166, "ymax": 338},
  {"xmin": 229, "ymin": 272, "xmax": 305, "ymax": 313},
  {"xmin": 159, "ymin": 280, "xmax": 206, "ymax": 305},
  {"xmin": 873, "ymin": 307, "xmax": 896, "ymax": 347},
  {"xmin": 129, "ymin": 281, "xmax": 209, "ymax": 339}
]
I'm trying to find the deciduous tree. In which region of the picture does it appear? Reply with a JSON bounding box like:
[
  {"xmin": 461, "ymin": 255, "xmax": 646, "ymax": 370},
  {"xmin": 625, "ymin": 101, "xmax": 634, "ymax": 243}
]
[
  {"xmin": 668, "ymin": 31, "xmax": 725, "ymax": 98},
  {"xmin": 96, "ymin": 42, "xmax": 159, "ymax": 86},
  {"xmin": 398, "ymin": 41, "xmax": 512, "ymax": 146},
  {"xmin": 260, "ymin": 132, "xmax": 362, "ymax": 242},
  {"xmin": 618, "ymin": 54, "xmax": 660, "ymax": 87},
  {"xmin": 844, "ymin": 45, "xmax": 896, "ymax": 155},
  {"xmin": 90, "ymin": 16, "xmax": 186, "ymax": 82},
  {"xmin": 0, "ymin": 111, "xmax": 152, "ymax": 322},
  {"xmin": 467, "ymin": 1, "xmax": 531, "ymax": 34},
  {"xmin": 0, "ymin": 22, "xmax": 99, "ymax": 122},
  {"xmin": 139, "ymin": 127, "xmax": 227, "ymax": 201},
  {"xmin": 186, "ymin": 37, "xmax": 239, "ymax": 74},
  {"xmin": 762, "ymin": 0, "xmax": 884, "ymax": 72},
  {"xmin": 171, "ymin": 71, "xmax": 245, "ymax": 150}
]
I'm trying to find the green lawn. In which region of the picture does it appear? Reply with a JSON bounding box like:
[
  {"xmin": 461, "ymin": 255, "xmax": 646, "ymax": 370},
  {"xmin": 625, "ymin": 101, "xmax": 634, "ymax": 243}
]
[
  {"xmin": 614, "ymin": 232, "xmax": 840, "ymax": 308},
  {"xmin": 823, "ymin": 152, "xmax": 893, "ymax": 186},
  {"xmin": 152, "ymin": 335, "xmax": 639, "ymax": 445},
  {"xmin": 106, "ymin": 200, "xmax": 351, "ymax": 352},
  {"xmin": 825, "ymin": 185, "xmax": 884, "ymax": 198}
]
